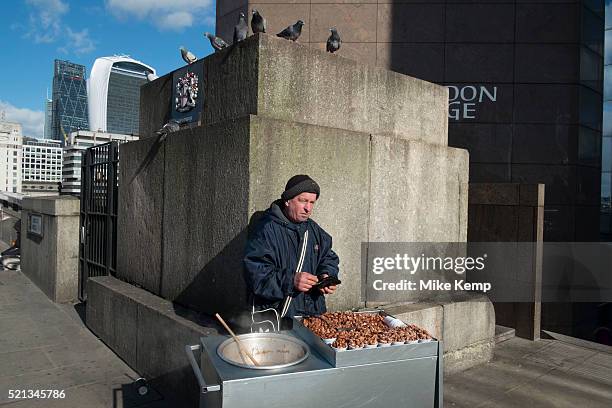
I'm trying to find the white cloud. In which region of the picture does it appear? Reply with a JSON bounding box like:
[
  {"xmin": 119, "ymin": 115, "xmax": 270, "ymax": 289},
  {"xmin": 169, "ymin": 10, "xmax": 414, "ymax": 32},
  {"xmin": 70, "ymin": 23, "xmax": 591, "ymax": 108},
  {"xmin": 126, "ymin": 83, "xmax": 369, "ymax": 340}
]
[
  {"xmin": 58, "ymin": 28, "xmax": 96, "ymax": 55},
  {"xmin": 25, "ymin": 0, "xmax": 68, "ymax": 43},
  {"xmin": 157, "ymin": 11, "xmax": 194, "ymax": 31},
  {"xmin": 27, "ymin": 0, "xmax": 68, "ymax": 13},
  {"xmin": 23, "ymin": 0, "xmax": 95, "ymax": 55},
  {"xmin": 106, "ymin": 0, "xmax": 213, "ymax": 31},
  {"xmin": 0, "ymin": 101, "xmax": 45, "ymax": 139},
  {"xmin": 26, "ymin": 0, "xmax": 69, "ymax": 22}
]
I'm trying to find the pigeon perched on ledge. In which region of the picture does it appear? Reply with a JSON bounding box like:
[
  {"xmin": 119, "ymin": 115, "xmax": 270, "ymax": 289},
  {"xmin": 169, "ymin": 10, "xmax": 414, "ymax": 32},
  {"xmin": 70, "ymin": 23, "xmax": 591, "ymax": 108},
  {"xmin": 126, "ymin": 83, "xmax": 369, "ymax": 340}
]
[
  {"xmin": 156, "ymin": 120, "xmax": 181, "ymax": 143},
  {"xmin": 204, "ymin": 32, "xmax": 229, "ymax": 52},
  {"xmin": 251, "ymin": 9, "xmax": 266, "ymax": 34},
  {"xmin": 234, "ymin": 12, "xmax": 248, "ymax": 44},
  {"xmin": 326, "ymin": 27, "xmax": 341, "ymax": 53},
  {"xmin": 277, "ymin": 20, "xmax": 304, "ymax": 42},
  {"xmin": 180, "ymin": 47, "xmax": 197, "ymax": 64}
]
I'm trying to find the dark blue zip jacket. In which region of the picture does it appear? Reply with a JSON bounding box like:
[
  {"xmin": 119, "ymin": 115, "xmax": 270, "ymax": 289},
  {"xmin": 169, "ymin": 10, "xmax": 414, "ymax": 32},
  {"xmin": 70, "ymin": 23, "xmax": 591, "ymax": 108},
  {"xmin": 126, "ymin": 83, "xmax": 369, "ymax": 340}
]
[{"xmin": 243, "ymin": 200, "xmax": 340, "ymax": 316}]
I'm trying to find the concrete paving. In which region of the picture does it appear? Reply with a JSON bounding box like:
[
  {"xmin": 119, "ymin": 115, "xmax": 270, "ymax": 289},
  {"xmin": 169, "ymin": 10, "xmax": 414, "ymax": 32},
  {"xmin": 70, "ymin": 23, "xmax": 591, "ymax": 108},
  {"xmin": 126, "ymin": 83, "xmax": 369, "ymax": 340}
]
[
  {"xmin": 1, "ymin": 244, "xmax": 611, "ymax": 407},
  {"xmin": 445, "ymin": 336, "xmax": 612, "ymax": 407},
  {"xmin": 0, "ymin": 263, "xmax": 171, "ymax": 407}
]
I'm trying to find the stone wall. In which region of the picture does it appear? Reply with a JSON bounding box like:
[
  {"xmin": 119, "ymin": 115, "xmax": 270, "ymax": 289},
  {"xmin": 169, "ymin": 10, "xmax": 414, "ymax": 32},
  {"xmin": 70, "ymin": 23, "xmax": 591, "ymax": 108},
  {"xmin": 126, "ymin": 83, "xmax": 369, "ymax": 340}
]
[{"xmin": 86, "ymin": 276, "xmax": 218, "ymax": 408}]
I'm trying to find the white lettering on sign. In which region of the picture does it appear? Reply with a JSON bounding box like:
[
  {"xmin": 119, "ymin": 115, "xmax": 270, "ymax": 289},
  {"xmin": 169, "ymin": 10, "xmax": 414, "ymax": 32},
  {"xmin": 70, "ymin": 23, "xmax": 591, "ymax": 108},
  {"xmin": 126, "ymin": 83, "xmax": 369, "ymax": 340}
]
[{"xmin": 447, "ymin": 85, "xmax": 497, "ymax": 120}]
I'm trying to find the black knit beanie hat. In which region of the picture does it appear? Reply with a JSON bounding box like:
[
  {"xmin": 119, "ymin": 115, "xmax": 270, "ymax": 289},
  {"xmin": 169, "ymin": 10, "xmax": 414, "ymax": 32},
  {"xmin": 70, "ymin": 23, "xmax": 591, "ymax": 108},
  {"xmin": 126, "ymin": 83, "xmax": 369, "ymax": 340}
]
[{"xmin": 281, "ymin": 175, "xmax": 320, "ymax": 200}]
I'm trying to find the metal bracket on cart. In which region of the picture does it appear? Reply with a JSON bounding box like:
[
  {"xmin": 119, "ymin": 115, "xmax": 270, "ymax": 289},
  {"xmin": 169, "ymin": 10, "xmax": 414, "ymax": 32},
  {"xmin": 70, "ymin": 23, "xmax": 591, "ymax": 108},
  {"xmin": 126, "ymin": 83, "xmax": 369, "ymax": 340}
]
[{"xmin": 185, "ymin": 344, "xmax": 221, "ymax": 393}]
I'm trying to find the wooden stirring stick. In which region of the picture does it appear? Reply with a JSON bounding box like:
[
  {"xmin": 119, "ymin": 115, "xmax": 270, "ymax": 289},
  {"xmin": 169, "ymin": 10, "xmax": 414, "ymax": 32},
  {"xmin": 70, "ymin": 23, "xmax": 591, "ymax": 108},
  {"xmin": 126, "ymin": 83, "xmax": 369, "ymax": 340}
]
[{"xmin": 215, "ymin": 313, "xmax": 260, "ymax": 367}]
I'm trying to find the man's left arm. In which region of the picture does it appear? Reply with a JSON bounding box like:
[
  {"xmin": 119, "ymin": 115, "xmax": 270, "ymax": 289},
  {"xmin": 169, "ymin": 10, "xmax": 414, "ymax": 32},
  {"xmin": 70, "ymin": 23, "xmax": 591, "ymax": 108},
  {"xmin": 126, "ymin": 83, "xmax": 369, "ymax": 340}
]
[
  {"xmin": 316, "ymin": 245, "xmax": 339, "ymax": 295},
  {"xmin": 315, "ymin": 234, "xmax": 339, "ymax": 278}
]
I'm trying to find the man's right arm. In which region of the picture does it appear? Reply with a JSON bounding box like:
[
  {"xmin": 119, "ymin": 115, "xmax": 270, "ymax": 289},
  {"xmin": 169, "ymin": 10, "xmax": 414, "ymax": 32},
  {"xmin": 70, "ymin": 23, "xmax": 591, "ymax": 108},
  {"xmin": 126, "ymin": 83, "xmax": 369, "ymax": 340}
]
[{"xmin": 243, "ymin": 232, "xmax": 294, "ymax": 302}]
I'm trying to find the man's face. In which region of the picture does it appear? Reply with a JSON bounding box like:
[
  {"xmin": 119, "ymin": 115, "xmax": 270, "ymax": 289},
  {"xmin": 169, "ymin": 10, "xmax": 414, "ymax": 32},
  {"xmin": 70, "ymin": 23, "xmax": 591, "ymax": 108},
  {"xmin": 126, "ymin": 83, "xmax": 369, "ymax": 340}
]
[{"xmin": 284, "ymin": 192, "xmax": 317, "ymax": 223}]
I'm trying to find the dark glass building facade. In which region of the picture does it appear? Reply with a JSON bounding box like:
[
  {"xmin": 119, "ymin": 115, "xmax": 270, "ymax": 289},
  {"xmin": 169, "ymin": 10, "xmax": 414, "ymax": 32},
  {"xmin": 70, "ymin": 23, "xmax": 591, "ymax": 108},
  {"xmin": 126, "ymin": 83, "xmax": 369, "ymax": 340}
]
[
  {"xmin": 602, "ymin": 0, "xmax": 612, "ymax": 238},
  {"xmin": 106, "ymin": 62, "xmax": 149, "ymax": 135},
  {"xmin": 51, "ymin": 60, "xmax": 89, "ymax": 143},
  {"xmin": 395, "ymin": 1, "xmax": 603, "ymax": 244}
]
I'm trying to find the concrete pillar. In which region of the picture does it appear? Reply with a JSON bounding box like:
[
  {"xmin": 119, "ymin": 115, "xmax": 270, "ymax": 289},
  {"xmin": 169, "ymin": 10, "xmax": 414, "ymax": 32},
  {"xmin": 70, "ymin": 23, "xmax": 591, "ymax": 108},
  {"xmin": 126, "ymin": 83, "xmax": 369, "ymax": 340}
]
[
  {"xmin": 123, "ymin": 34, "xmax": 468, "ymax": 315},
  {"xmin": 21, "ymin": 196, "xmax": 80, "ymax": 303},
  {"xmin": 468, "ymin": 183, "xmax": 545, "ymax": 340}
]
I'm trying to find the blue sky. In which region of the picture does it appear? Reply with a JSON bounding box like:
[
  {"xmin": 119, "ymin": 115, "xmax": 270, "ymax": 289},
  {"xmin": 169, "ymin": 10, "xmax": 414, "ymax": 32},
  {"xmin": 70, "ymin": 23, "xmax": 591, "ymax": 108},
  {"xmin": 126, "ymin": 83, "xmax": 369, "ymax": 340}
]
[{"xmin": 0, "ymin": 0, "xmax": 216, "ymax": 138}]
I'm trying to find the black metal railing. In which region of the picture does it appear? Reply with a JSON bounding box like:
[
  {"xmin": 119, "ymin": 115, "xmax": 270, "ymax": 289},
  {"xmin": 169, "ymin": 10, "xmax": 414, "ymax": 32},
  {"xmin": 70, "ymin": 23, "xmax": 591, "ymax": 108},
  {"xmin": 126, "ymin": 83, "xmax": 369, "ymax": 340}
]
[{"xmin": 78, "ymin": 142, "xmax": 119, "ymax": 301}]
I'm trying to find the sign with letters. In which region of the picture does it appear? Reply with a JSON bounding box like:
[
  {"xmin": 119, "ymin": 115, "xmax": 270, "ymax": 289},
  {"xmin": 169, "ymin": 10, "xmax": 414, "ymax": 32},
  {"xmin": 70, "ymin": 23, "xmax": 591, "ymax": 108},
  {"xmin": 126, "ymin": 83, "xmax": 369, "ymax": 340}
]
[{"xmin": 447, "ymin": 85, "xmax": 498, "ymax": 121}]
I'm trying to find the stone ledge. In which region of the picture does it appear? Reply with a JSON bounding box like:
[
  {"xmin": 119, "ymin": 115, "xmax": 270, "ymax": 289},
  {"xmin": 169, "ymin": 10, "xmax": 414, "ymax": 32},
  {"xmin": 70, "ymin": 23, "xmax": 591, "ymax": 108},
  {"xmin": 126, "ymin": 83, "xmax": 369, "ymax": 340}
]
[
  {"xmin": 22, "ymin": 195, "xmax": 80, "ymax": 216},
  {"xmin": 141, "ymin": 34, "xmax": 449, "ymax": 146},
  {"xmin": 495, "ymin": 325, "xmax": 516, "ymax": 344},
  {"xmin": 369, "ymin": 292, "xmax": 496, "ymax": 373},
  {"xmin": 86, "ymin": 276, "xmax": 219, "ymax": 407},
  {"xmin": 444, "ymin": 338, "xmax": 495, "ymax": 375},
  {"xmin": 439, "ymin": 293, "xmax": 495, "ymax": 353},
  {"xmin": 383, "ymin": 302, "xmax": 443, "ymax": 342}
]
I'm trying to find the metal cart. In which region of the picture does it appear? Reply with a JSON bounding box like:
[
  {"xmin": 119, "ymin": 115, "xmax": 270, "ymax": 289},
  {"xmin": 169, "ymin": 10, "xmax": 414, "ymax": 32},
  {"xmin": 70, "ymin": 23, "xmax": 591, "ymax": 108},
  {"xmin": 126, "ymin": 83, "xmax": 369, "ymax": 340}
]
[{"xmin": 186, "ymin": 317, "xmax": 443, "ymax": 408}]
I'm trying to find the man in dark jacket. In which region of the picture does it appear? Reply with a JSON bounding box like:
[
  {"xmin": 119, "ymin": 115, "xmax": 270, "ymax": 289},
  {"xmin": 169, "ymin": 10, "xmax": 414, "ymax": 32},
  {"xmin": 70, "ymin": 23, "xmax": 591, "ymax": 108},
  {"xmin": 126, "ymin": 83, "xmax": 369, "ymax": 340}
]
[{"xmin": 244, "ymin": 175, "xmax": 339, "ymax": 317}]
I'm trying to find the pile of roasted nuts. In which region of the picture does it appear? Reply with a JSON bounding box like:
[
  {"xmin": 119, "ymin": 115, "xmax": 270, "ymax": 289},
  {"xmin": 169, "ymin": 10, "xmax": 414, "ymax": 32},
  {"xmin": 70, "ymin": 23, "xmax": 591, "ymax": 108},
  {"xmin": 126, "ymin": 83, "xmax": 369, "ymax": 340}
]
[{"xmin": 302, "ymin": 312, "xmax": 433, "ymax": 350}]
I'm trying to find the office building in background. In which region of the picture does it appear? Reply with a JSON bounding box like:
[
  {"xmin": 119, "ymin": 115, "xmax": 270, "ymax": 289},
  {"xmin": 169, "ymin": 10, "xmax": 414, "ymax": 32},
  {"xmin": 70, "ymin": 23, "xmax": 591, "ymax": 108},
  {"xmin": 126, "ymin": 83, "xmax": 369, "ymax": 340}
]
[
  {"xmin": 0, "ymin": 115, "xmax": 23, "ymax": 193},
  {"xmin": 43, "ymin": 97, "xmax": 53, "ymax": 140},
  {"xmin": 51, "ymin": 60, "xmax": 89, "ymax": 143},
  {"xmin": 62, "ymin": 130, "xmax": 138, "ymax": 195},
  {"xmin": 88, "ymin": 56, "xmax": 155, "ymax": 135},
  {"xmin": 21, "ymin": 138, "xmax": 62, "ymax": 196}
]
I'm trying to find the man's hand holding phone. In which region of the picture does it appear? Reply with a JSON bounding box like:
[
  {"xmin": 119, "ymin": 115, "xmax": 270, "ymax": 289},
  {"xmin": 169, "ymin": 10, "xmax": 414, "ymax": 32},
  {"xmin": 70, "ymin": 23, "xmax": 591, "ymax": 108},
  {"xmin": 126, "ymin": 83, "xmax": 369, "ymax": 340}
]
[
  {"xmin": 294, "ymin": 272, "xmax": 319, "ymax": 292},
  {"xmin": 315, "ymin": 274, "xmax": 340, "ymax": 295}
]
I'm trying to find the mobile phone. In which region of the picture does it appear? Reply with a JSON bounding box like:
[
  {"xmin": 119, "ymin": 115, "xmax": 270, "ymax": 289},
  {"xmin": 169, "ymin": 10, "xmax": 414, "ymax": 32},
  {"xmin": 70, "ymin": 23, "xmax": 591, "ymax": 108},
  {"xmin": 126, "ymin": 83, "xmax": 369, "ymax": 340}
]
[{"xmin": 313, "ymin": 276, "xmax": 341, "ymax": 289}]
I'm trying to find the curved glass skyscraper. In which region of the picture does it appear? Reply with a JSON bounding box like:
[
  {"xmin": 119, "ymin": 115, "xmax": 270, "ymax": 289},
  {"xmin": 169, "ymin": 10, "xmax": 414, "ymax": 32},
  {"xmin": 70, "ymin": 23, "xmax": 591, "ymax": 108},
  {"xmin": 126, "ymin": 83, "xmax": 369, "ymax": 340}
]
[{"xmin": 88, "ymin": 56, "xmax": 156, "ymax": 135}]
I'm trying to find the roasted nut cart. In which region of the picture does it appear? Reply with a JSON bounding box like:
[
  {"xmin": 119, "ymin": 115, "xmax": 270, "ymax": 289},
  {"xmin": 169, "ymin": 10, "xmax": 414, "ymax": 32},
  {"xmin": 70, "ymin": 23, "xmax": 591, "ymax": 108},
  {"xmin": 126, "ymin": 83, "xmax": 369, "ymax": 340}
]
[{"xmin": 186, "ymin": 312, "xmax": 443, "ymax": 408}]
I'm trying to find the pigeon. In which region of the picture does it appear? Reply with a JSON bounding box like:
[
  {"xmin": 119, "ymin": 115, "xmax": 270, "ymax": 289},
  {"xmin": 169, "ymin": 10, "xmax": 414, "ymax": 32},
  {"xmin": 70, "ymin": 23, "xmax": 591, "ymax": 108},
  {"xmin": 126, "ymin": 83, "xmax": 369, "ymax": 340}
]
[
  {"xmin": 180, "ymin": 47, "xmax": 197, "ymax": 64},
  {"xmin": 326, "ymin": 27, "xmax": 341, "ymax": 53},
  {"xmin": 251, "ymin": 9, "xmax": 266, "ymax": 34},
  {"xmin": 155, "ymin": 120, "xmax": 181, "ymax": 142},
  {"xmin": 146, "ymin": 72, "xmax": 158, "ymax": 82},
  {"xmin": 277, "ymin": 20, "xmax": 304, "ymax": 42},
  {"xmin": 233, "ymin": 12, "xmax": 248, "ymax": 44},
  {"xmin": 204, "ymin": 32, "xmax": 229, "ymax": 52}
]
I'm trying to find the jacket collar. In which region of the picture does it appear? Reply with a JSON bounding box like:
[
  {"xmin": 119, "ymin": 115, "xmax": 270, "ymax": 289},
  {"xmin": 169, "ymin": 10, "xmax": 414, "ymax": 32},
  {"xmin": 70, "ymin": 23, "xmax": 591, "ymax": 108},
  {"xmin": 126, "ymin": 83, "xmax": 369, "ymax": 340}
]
[{"xmin": 268, "ymin": 200, "xmax": 309, "ymax": 231}]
